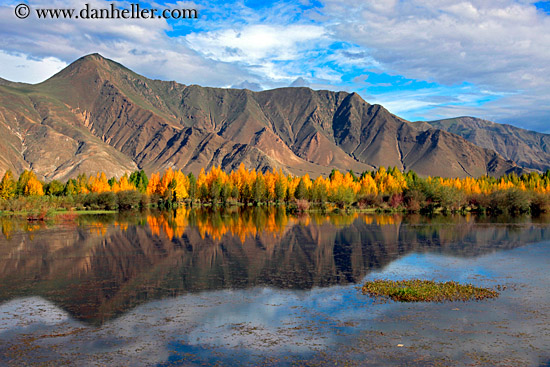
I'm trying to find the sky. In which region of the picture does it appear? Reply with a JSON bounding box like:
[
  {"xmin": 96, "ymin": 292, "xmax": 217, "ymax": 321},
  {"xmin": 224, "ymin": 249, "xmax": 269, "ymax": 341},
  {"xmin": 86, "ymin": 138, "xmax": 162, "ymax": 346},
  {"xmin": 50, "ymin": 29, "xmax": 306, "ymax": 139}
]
[{"xmin": 0, "ymin": 0, "xmax": 549, "ymax": 132}]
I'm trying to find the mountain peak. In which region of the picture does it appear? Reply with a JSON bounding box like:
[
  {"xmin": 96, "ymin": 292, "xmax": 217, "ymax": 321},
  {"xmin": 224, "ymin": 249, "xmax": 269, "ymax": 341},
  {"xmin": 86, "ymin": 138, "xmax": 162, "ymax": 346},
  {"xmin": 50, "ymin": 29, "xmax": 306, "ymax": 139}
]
[
  {"xmin": 45, "ymin": 53, "xmax": 132, "ymax": 83},
  {"xmin": 83, "ymin": 52, "xmax": 104, "ymax": 59}
]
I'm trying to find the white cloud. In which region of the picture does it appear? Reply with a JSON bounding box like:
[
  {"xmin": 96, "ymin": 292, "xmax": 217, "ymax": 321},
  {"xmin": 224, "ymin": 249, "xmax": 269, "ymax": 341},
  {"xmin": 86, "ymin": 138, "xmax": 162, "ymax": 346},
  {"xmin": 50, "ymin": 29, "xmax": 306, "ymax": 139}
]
[
  {"xmin": 186, "ymin": 24, "xmax": 327, "ymax": 82},
  {"xmin": 322, "ymin": 0, "xmax": 550, "ymax": 127},
  {"xmin": 327, "ymin": 0, "xmax": 550, "ymax": 88},
  {"xmin": 186, "ymin": 24, "xmax": 325, "ymax": 63},
  {"xmin": 0, "ymin": 51, "xmax": 67, "ymax": 83},
  {"xmin": 0, "ymin": 0, "xmax": 255, "ymax": 86}
]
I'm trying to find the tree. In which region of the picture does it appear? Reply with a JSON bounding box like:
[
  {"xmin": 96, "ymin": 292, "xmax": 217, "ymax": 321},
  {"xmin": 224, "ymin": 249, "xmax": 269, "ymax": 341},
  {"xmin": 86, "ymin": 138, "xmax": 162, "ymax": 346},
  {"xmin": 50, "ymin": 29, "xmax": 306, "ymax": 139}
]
[
  {"xmin": 0, "ymin": 170, "xmax": 16, "ymax": 200},
  {"xmin": 295, "ymin": 178, "xmax": 307, "ymax": 200},
  {"xmin": 76, "ymin": 173, "xmax": 89, "ymax": 194},
  {"xmin": 16, "ymin": 170, "xmax": 33, "ymax": 195},
  {"xmin": 198, "ymin": 183, "xmax": 209, "ymax": 203},
  {"xmin": 172, "ymin": 170, "xmax": 189, "ymax": 202},
  {"xmin": 187, "ymin": 173, "xmax": 197, "ymax": 203},
  {"xmin": 129, "ymin": 170, "xmax": 148, "ymax": 193},
  {"xmin": 210, "ymin": 178, "xmax": 221, "ymax": 204},
  {"xmin": 329, "ymin": 169, "xmax": 338, "ymax": 181},
  {"xmin": 17, "ymin": 170, "xmax": 44, "ymax": 196},
  {"xmin": 24, "ymin": 176, "xmax": 44, "ymax": 196},
  {"xmin": 252, "ymin": 175, "xmax": 266, "ymax": 205},
  {"xmin": 274, "ymin": 175, "xmax": 287, "ymax": 203},
  {"xmin": 89, "ymin": 172, "xmax": 110, "ymax": 193},
  {"xmin": 311, "ymin": 176, "xmax": 328, "ymax": 204},
  {"xmin": 112, "ymin": 175, "xmax": 136, "ymax": 193},
  {"xmin": 64, "ymin": 179, "xmax": 78, "ymax": 196},
  {"xmin": 220, "ymin": 182, "xmax": 232, "ymax": 206},
  {"xmin": 146, "ymin": 172, "xmax": 161, "ymax": 195},
  {"xmin": 160, "ymin": 168, "xmax": 176, "ymax": 197},
  {"xmin": 45, "ymin": 180, "xmax": 64, "ymax": 196}
]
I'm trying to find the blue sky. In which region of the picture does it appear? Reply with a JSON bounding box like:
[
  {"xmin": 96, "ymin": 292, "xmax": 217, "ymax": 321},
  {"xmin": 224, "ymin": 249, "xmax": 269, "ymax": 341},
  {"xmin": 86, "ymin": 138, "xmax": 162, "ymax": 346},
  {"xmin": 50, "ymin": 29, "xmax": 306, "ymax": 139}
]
[{"xmin": 0, "ymin": 0, "xmax": 549, "ymax": 131}]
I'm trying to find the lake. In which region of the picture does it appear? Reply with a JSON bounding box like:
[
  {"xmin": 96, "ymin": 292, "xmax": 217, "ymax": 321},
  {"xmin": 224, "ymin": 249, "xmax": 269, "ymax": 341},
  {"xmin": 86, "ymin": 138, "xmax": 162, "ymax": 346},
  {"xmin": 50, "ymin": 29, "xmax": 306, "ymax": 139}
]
[{"xmin": 1, "ymin": 208, "xmax": 549, "ymax": 366}]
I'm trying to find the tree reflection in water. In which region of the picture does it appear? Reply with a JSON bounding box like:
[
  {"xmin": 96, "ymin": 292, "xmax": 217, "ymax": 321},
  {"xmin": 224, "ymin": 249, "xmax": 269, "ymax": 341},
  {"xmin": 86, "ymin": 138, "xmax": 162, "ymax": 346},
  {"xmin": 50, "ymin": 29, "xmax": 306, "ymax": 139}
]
[{"xmin": 1, "ymin": 209, "xmax": 549, "ymax": 325}]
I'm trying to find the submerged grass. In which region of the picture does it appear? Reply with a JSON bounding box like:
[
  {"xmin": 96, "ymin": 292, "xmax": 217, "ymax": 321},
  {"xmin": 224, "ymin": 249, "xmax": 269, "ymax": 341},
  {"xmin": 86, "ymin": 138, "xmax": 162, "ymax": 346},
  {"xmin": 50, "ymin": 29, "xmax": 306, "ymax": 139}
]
[{"xmin": 362, "ymin": 279, "xmax": 499, "ymax": 302}]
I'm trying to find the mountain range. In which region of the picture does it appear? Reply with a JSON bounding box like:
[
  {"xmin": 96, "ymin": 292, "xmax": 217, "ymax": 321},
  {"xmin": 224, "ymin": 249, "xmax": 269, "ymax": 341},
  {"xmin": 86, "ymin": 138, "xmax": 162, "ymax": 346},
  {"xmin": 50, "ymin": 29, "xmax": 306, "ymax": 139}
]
[{"xmin": 0, "ymin": 53, "xmax": 546, "ymax": 181}]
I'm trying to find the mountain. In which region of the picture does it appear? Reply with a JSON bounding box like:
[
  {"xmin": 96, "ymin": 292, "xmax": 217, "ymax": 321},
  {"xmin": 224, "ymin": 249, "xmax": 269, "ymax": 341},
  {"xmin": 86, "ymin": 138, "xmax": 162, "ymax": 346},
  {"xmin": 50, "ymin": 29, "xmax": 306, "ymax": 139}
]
[
  {"xmin": 426, "ymin": 117, "xmax": 550, "ymax": 172},
  {"xmin": 0, "ymin": 54, "xmax": 522, "ymax": 181}
]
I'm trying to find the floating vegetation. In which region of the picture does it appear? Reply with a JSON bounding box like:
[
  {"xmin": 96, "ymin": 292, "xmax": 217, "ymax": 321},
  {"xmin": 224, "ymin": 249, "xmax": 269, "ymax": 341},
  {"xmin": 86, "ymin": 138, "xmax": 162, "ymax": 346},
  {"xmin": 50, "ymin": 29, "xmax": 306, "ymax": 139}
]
[{"xmin": 362, "ymin": 279, "xmax": 499, "ymax": 302}]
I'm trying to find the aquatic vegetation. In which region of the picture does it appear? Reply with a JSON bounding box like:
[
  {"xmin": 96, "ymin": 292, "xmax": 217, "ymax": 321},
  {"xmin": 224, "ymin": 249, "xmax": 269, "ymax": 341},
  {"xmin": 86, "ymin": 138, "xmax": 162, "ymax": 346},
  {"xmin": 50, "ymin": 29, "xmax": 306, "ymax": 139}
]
[{"xmin": 362, "ymin": 279, "xmax": 499, "ymax": 302}]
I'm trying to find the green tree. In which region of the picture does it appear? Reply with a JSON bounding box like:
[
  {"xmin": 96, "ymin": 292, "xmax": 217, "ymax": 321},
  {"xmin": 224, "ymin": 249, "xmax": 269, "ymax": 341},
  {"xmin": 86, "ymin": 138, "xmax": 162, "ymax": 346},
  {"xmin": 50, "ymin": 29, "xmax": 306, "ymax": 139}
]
[
  {"xmin": 16, "ymin": 170, "xmax": 32, "ymax": 195},
  {"xmin": 187, "ymin": 173, "xmax": 197, "ymax": 203},
  {"xmin": 253, "ymin": 176, "xmax": 266, "ymax": 205},
  {"xmin": 210, "ymin": 178, "xmax": 221, "ymax": 204},
  {"xmin": 198, "ymin": 183, "xmax": 208, "ymax": 203},
  {"xmin": 129, "ymin": 170, "xmax": 149, "ymax": 193},
  {"xmin": 231, "ymin": 185, "xmax": 239, "ymax": 202},
  {"xmin": 64, "ymin": 179, "xmax": 78, "ymax": 196},
  {"xmin": 220, "ymin": 182, "xmax": 231, "ymax": 206},
  {"xmin": 274, "ymin": 178, "xmax": 286, "ymax": 203},
  {"xmin": 294, "ymin": 178, "xmax": 307, "ymax": 200},
  {"xmin": 76, "ymin": 173, "xmax": 88, "ymax": 193},
  {"xmin": 311, "ymin": 182, "xmax": 327, "ymax": 203},
  {"xmin": 45, "ymin": 180, "xmax": 64, "ymax": 196}
]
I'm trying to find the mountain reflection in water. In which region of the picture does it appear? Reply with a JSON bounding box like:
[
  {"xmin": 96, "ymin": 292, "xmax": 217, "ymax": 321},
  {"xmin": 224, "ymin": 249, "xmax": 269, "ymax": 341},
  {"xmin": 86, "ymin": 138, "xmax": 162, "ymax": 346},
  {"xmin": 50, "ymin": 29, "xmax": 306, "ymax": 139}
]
[{"xmin": 1, "ymin": 208, "xmax": 549, "ymax": 325}]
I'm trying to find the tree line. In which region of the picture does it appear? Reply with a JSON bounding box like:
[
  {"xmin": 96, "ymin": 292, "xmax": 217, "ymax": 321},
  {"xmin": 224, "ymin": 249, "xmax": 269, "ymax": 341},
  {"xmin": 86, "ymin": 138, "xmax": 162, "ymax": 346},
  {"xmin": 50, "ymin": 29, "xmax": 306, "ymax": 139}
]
[{"xmin": 2, "ymin": 164, "xmax": 550, "ymax": 214}]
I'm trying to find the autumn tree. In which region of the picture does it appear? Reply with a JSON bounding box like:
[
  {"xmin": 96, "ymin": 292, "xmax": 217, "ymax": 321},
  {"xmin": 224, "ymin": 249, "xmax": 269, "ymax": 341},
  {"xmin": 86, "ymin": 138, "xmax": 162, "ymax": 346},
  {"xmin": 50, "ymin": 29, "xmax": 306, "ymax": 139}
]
[
  {"xmin": 112, "ymin": 175, "xmax": 136, "ymax": 193},
  {"xmin": 88, "ymin": 172, "xmax": 111, "ymax": 193},
  {"xmin": 25, "ymin": 175, "xmax": 44, "ymax": 196},
  {"xmin": 147, "ymin": 172, "xmax": 162, "ymax": 195},
  {"xmin": 0, "ymin": 170, "xmax": 16, "ymax": 200},
  {"xmin": 17, "ymin": 170, "xmax": 44, "ymax": 196},
  {"xmin": 172, "ymin": 170, "xmax": 189, "ymax": 202}
]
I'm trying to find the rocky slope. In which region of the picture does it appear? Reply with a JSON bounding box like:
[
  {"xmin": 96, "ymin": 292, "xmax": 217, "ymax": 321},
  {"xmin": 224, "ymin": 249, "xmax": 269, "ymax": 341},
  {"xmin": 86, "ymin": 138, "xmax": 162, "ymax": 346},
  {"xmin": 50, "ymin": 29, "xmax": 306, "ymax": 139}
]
[
  {"xmin": 0, "ymin": 54, "xmax": 522, "ymax": 180},
  {"xmin": 427, "ymin": 117, "xmax": 550, "ymax": 172}
]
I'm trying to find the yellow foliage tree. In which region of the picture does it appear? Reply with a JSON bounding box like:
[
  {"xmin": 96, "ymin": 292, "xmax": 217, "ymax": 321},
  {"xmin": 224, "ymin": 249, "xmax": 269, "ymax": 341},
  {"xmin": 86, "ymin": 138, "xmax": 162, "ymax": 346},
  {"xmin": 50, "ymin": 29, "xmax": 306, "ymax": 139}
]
[{"xmin": 89, "ymin": 172, "xmax": 111, "ymax": 193}]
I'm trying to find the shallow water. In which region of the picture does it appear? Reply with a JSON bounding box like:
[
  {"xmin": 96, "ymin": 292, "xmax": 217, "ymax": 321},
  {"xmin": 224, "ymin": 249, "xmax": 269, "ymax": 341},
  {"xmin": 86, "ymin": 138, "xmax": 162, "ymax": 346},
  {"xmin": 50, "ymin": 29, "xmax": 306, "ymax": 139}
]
[{"xmin": 0, "ymin": 209, "xmax": 549, "ymax": 366}]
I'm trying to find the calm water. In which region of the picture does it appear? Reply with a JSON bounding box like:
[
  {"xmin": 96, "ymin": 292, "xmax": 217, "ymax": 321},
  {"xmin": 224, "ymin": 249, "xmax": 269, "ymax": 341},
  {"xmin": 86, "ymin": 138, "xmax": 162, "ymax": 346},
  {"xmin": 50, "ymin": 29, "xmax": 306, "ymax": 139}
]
[{"xmin": 0, "ymin": 209, "xmax": 549, "ymax": 366}]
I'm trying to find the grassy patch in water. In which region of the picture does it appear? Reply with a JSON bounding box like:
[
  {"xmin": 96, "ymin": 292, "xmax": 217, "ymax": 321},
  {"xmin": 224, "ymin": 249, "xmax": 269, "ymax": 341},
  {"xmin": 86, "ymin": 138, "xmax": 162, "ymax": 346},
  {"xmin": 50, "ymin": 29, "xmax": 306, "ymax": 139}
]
[{"xmin": 362, "ymin": 279, "xmax": 499, "ymax": 302}]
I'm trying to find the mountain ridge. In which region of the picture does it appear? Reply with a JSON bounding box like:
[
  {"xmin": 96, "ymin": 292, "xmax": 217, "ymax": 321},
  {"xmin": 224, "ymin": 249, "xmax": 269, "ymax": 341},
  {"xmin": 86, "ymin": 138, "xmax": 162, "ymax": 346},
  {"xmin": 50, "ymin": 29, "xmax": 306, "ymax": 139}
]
[
  {"xmin": 426, "ymin": 116, "xmax": 550, "ymax": 172},
  {"xmin": 0, "ymin": 53, "xmax": 524, "ymax": 181}
]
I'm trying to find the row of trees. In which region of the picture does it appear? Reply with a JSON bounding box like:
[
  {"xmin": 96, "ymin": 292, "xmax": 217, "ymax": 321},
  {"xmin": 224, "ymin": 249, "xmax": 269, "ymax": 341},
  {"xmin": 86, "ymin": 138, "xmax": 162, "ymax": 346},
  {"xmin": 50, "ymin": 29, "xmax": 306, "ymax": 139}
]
[{"xmin": 2, "ymin": 165, "xmax": 550, "ymax": 214}]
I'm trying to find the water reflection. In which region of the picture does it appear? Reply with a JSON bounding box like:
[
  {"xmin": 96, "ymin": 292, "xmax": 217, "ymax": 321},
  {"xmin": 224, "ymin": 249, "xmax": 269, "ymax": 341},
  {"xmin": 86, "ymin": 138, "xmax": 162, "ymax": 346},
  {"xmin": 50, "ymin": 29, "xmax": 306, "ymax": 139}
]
[
  {"xmin": 1, "ymin": 209, "xmax": 550, "ymax": 366},
  {"xmin": 1, "ymin": 209, "xmax": 549, "ymax": 327}
]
